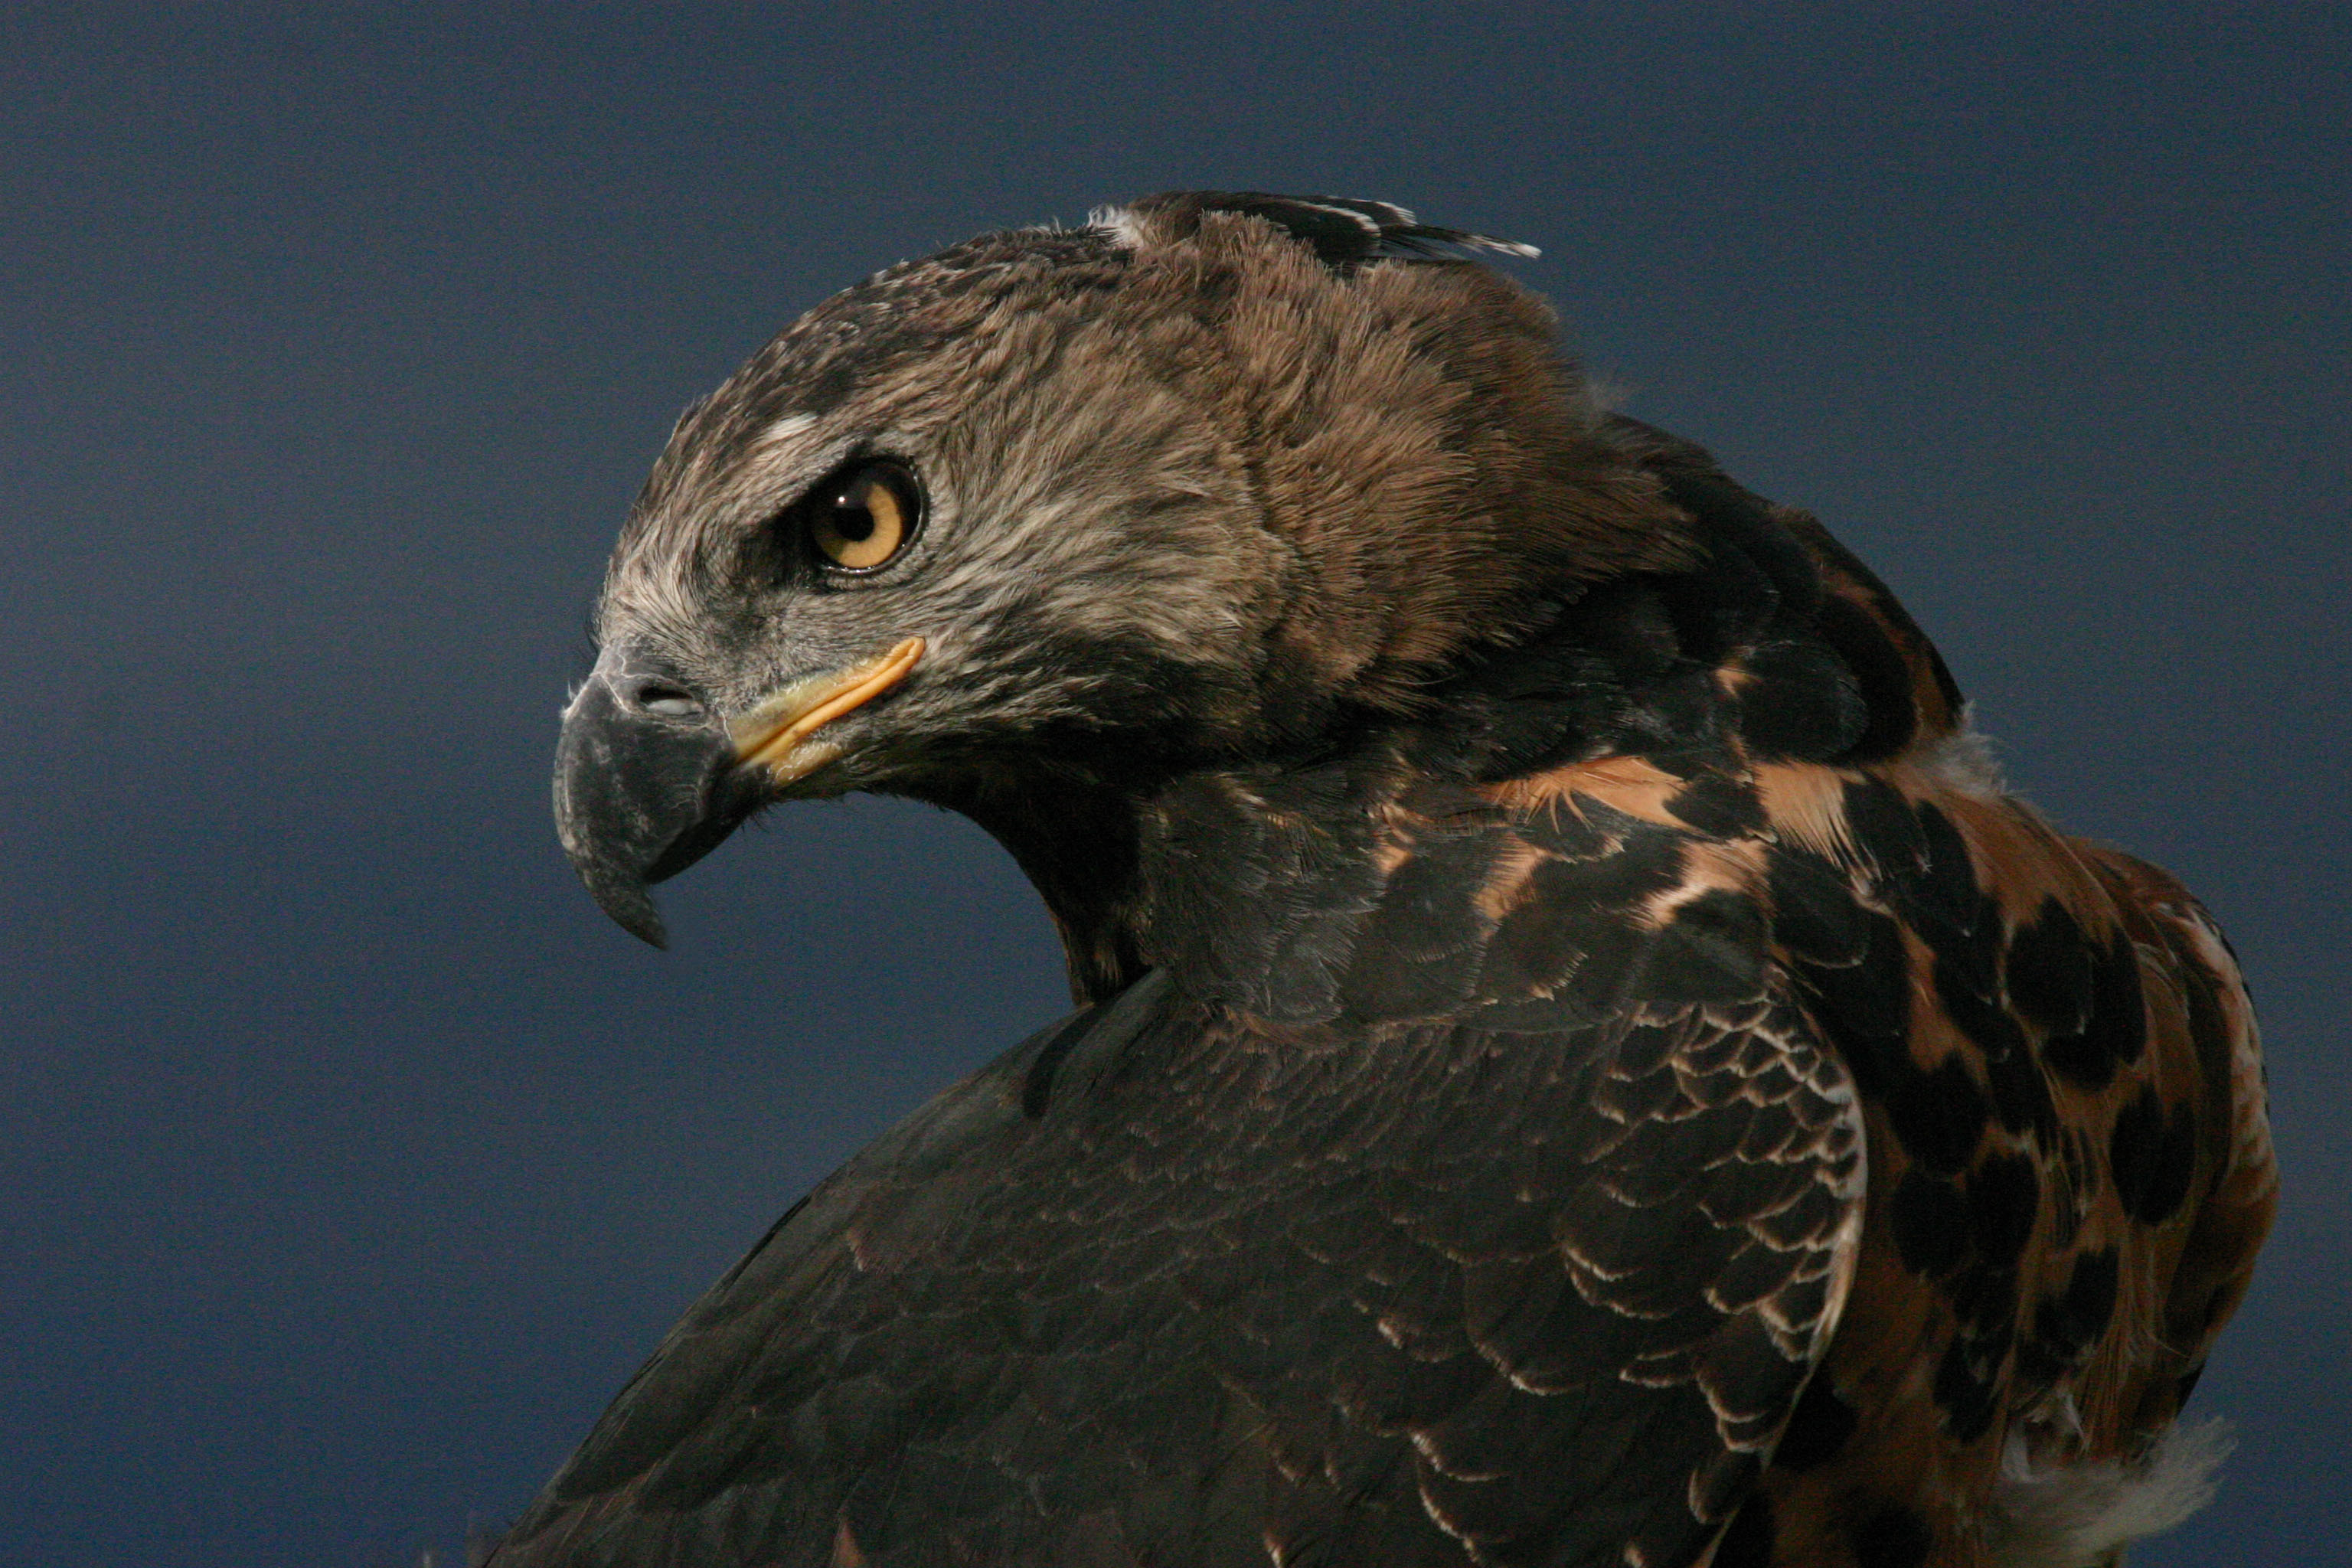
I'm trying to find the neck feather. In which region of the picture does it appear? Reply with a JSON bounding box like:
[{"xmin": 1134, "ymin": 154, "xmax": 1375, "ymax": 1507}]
[{"xmin": 938, "ymin": 444, "xmax": 1962, "ymax": 1014}]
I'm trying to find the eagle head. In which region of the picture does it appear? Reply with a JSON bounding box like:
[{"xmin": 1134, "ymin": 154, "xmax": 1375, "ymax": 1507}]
[{"xmin": 554, "ymin": 192, "xmax": 1694, "ymax": 949}]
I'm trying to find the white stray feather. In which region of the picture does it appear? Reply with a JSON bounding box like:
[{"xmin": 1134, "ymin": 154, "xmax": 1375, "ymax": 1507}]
[{"xmin": 1988, "ymin": 1418, "xmax": 2234, "ymax": 1567}]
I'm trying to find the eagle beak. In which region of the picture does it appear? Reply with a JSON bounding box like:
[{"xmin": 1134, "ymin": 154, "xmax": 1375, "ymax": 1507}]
[{"xmin": 551, "ymin": 639, "xmax": 925, "ymax": 948}]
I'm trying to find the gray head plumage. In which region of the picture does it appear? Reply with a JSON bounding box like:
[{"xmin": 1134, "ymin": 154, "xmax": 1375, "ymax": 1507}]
[{"xmin": 557, "ymin": 191, "xmax": 1696, "ymax": 947}]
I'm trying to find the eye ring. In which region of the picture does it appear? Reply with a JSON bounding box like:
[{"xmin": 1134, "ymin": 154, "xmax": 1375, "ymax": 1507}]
[{"xmin": 805, "ymin": 460, "xmax": 923, "ymax": 575}]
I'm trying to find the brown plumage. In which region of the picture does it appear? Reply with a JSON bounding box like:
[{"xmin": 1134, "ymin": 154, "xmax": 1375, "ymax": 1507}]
[{"xmin": 528, "ymin": 191, "xmax": 2276, "ymax": 1567}]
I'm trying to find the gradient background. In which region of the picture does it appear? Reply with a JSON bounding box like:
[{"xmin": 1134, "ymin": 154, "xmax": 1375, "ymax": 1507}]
[{"xmin": 4, "ymin": 6, "xmax": 2344, "ymax": 1566}]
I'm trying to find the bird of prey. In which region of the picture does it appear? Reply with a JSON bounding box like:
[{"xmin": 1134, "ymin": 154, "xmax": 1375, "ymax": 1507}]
[{"xmin": 517, "ymin": 192, "xmax": 2277, "ymax": 1568}]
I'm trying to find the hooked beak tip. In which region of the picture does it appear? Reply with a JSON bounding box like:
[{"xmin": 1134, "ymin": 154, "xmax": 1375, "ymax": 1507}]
[{"xmin": 598, "ymin": 883, "xmax": 671, "ymax": 950}]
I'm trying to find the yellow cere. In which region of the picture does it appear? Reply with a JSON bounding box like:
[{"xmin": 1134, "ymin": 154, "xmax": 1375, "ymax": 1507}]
[{"xmin": 728, "ymin": 637, "xmax": 926, "ymax": 783}]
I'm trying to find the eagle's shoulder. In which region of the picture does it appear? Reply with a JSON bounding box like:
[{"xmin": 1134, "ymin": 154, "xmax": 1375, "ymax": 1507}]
[{"xmin": 490, "ymin": 811, "xmax": 1871, "ymax": 1567}]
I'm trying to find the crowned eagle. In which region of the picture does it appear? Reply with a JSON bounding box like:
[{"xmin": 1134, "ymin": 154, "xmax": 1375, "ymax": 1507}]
[{"xmin": 511, "ymin": 193, "xmax": 2277, "ymax": 1568}]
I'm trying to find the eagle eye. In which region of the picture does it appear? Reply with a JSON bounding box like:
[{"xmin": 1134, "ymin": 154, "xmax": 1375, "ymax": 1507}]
[{"xmin": 806, "ymin": 462, "xmax": 920, "ymax": 573}]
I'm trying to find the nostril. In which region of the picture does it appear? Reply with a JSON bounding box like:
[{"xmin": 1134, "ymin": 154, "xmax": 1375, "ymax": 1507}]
[{"xmin": 632, "ymin": 682, "xmax": 702, "ymax": 717}]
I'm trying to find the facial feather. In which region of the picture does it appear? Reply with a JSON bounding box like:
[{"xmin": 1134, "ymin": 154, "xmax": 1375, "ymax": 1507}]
[{"xmin": 591, "ymin": 202, "xmax": 1699, "ymax": 789}]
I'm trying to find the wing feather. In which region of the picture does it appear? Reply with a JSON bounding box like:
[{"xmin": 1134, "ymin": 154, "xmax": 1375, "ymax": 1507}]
[{"xmin": 492, "ymin": 855, "xmax": 1864, "ymax": 1567}]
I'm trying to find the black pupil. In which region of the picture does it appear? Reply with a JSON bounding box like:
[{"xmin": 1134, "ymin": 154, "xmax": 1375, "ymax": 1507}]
[{"xmin": 831, "ymin": 488, "xmax": 877, "ymax": 542}]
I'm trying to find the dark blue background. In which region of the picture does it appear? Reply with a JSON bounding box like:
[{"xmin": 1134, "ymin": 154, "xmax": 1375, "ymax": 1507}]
[{"xmin": 4, "ymin": 6, "xmax": 2343, "ymax": 1565}]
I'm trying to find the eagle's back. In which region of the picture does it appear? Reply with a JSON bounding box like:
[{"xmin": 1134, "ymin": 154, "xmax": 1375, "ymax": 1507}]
[
  {"xmin": 498, "ymin": 722, "xmax": 2271, "ymax": 1568},
  {"xmin": 490, "ymin": 915, "xmax": 1870, "ymax": 1568},
  {"xmin": 514, "ymin": 335, "xmax": 2274, "ymax": 1566}
]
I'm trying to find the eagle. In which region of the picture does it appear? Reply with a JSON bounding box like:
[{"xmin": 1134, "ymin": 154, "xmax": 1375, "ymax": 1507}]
[{"xmin": 514, "ymin": 193, "xmax": 2277, "ymax": 1568}]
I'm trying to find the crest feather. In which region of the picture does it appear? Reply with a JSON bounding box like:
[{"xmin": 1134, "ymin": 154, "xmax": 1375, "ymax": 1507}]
[{"xmin": 1105, "ymin": 189, "xmax": 1539, "ymax": 270}]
